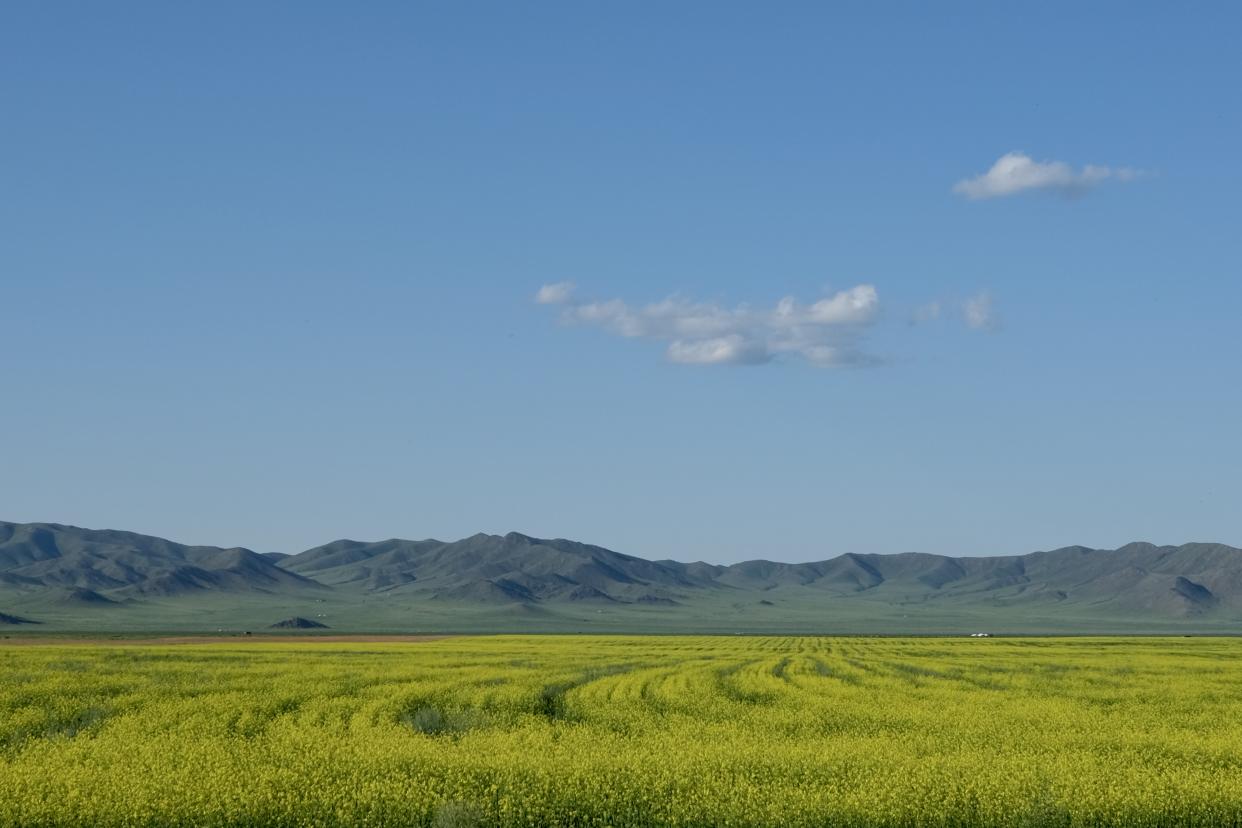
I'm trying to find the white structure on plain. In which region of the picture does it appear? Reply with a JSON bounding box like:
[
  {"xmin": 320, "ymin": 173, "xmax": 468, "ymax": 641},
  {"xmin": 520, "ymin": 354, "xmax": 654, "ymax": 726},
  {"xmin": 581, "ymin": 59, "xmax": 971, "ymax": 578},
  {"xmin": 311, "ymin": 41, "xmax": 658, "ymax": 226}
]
[{"xmin": 969, "ymin": 633, "xmax": 992, "ymax": 638}]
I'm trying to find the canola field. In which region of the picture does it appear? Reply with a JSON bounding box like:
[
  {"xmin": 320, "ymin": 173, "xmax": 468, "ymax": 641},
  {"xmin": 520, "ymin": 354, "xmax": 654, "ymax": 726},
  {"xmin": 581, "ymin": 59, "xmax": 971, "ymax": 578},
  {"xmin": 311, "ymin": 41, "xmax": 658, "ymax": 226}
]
[{"xmin": 2, "ymin": 636, "xmax": 1241, "ymax": 827}]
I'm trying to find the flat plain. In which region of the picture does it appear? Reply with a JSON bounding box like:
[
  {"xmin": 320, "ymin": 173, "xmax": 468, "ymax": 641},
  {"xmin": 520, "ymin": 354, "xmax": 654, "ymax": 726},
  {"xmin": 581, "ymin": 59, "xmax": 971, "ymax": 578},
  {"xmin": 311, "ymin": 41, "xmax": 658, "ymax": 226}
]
[{"xmin": 2, "ymin": 636, "xmax": 1241, "ymax": 827}]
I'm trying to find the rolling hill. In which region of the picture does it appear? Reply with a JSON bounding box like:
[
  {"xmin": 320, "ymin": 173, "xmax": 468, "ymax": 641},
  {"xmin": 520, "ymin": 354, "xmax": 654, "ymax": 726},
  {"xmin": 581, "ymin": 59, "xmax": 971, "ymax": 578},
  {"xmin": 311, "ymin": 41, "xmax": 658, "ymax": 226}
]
[
  {"xmin": 282, "ymin": 532, "xmax": 701, "ymax": 602},
  {"xmin": 1, "ymin": 520, "xmax": 1240, "ymax": 633}
]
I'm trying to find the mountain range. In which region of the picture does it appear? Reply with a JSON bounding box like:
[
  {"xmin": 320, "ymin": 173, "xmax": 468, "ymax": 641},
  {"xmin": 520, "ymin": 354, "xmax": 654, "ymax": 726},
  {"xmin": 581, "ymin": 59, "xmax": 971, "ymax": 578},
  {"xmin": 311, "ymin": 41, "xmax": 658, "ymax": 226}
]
[{"xmin": 2, "ymin": 520, "xmax": 1240, "ymax": 633}]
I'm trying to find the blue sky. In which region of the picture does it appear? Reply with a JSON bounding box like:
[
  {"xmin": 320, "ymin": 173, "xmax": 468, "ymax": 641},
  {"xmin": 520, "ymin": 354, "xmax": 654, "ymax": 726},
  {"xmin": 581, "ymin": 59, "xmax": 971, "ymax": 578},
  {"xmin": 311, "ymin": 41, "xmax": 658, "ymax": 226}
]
[{"xmin": 3, "ymin": 2, "xmax": 1240, "ymax": 561}]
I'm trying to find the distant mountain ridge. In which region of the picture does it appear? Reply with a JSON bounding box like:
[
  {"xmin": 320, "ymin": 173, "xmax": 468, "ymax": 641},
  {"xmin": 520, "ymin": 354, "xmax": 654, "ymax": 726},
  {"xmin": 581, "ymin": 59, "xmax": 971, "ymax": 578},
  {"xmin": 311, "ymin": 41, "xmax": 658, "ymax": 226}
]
[
  {"xmin": 2, "ymin": 520, "xmax": 1240, "ymax": 629},
  {"xmin": 0, "ymin": 521, "xmax": 322, "ymax": 599},
  {"xmin": 278, "ymin": 532, "xmax": 1242, "ymax": 618},
  {"xmin": 282, "ymin": 532, "xmax": 700, "ymax": 603}
]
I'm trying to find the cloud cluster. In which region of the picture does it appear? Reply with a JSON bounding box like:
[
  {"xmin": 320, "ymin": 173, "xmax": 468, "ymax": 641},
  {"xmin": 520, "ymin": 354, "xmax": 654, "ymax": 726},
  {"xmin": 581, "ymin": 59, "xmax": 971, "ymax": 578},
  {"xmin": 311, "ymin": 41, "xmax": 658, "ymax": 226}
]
[
  {"xmin": 953, "ymin": 152, "xmax": 1139, "ymax": 200},
  {"xmin": 535, "ymin": 283, "xmax": 881, "ymax": 366}
]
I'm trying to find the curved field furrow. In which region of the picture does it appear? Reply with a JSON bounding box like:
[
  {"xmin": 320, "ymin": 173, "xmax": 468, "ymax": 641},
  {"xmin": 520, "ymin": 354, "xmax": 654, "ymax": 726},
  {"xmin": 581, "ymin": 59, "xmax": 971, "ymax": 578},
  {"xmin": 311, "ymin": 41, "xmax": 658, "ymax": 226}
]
[{"xmin": 3, "ymin": 637, "xmax": 1242, "ymax": 826}]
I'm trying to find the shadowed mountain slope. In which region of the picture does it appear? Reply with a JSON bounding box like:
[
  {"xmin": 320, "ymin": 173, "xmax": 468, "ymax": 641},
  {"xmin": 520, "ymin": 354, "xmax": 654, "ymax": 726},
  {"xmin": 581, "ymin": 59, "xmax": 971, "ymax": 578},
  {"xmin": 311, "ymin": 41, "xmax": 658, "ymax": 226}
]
[
  {"xmin": 282, "ymin": 532, "xmax": 700, "ymax": 602},
  {"xmin": 0, "ymin": 521, "xmax": 324, "ymax": 599},
  {"xmin": 279, "ymin": 534, "xmax": 1242, "ymax": 617},
  {"xmin": 714, "ymin": 543, "xmax": 1242, "ymax": 617}
]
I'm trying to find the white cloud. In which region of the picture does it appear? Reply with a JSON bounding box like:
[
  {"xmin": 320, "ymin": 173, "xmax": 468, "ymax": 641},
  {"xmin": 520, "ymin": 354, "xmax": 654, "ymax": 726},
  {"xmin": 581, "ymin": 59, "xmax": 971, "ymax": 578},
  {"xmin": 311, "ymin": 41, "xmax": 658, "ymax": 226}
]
[
  {"xmin": 537, "ymin": 285, "xmax": 882, "ymax": 367},
  {"xmin": 535, "ymin": 281, "xmax": 575, "ymax": 304},
  {"xmin": 667, "ymin": 336, "xmax": 770, "ymax": 366},
  {"xmin": 953, "ymin": 152, "xmax": 1141, "ymax": 200},
  {"xmin": 963, "ymin": 292, "xmax": 997, "ymax": 331},
  {"xmin": 803, "ymin": 286, "xmax": 879, "ymax": 324}
]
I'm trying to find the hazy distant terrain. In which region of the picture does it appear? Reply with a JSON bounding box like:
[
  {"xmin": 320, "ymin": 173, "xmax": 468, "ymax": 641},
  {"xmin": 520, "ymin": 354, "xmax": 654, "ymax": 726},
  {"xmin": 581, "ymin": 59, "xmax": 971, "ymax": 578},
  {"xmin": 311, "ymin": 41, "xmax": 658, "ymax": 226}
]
[{"xmin": 2, "ymin": 521, "xmax": 1240, "ymax": 633}]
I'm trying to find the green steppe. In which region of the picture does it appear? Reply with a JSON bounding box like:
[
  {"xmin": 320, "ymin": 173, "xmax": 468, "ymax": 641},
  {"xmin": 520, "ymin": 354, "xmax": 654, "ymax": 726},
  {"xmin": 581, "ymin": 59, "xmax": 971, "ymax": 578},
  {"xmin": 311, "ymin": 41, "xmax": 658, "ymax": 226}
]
[{"xmin": 2, "ymin": 636, "xmax": 1241, "ymax": 827}]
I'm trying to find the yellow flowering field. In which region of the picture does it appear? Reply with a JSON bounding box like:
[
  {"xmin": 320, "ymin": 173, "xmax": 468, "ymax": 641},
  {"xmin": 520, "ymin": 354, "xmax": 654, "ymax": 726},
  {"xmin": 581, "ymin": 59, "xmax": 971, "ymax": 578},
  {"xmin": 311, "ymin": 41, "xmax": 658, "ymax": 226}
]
[{"xmin": 2, "ymin": 636, "xmax": 1241, "ymax": 826}]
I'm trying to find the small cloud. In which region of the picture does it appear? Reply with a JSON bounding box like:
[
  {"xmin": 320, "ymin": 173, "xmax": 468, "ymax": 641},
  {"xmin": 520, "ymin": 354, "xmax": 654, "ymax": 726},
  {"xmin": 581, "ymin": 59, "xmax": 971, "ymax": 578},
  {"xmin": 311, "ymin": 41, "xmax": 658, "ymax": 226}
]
[
  {"xmin": 953, "ymin": 152, "xmax": 1141, "ymax": 200},
  {"xmin": 535, "ymin": 282, "xmax": 575, "ymax": 304},
  {"xmin": 805, "ymin": 285, "xmax": 879, "ymax": 324},
  {"xmin": 537, "ymin": 285, "xmax": 882, "ymax": 367},
  {"xmin": 963, "ymin": 292, "xmax": 997, "ymax": 331},
  {"xmin": 667, "ymin": 336, "xmax": 770, "ymax": 366}
]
